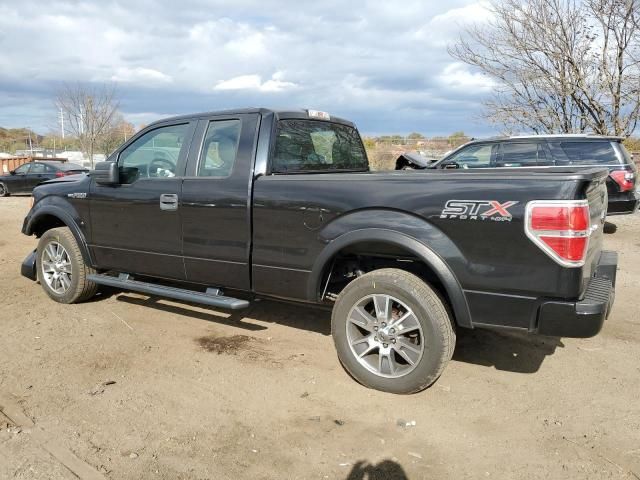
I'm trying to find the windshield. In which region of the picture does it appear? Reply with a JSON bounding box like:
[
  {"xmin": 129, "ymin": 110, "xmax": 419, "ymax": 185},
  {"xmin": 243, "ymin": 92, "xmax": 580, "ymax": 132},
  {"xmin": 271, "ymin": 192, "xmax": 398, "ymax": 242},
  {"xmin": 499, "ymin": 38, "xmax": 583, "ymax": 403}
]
[{"xmin": 272, "ymin": 119, "xmax": 368, "ymax": 173}]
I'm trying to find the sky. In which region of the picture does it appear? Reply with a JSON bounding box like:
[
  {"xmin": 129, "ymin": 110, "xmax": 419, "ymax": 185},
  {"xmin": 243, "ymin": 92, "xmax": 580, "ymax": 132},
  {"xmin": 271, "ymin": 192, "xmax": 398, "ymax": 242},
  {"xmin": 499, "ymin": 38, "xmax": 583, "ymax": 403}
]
[{"xmin": 0, "ymin": 0, "xmax": 497, "ymax": 137}]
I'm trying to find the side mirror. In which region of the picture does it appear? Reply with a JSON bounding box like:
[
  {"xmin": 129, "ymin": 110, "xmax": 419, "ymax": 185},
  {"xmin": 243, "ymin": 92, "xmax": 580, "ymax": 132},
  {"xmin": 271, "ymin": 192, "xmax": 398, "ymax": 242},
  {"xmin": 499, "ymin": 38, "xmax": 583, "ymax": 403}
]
[
  {"xmin": 9, "ymin": 170, "xmax": 15, "ymax": 175},
  {"xmin": 442, "ymin": 162, "xmax": 460, "ymax": 170},
  {"xmin": 91, "ymin": 161, "xmax": 119, "ymax": 185}
]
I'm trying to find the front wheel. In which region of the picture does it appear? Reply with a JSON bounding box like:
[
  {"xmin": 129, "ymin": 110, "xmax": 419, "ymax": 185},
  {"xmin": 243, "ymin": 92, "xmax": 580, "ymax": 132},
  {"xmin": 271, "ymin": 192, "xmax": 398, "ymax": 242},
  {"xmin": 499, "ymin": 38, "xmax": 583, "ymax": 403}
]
[
  {"xmin": 331, "ymin": 268, "xmax": 455, "ymax": 394},
  {"xmin": 37, "ymin": 227, "xmax": 98, "ymax": 303}
]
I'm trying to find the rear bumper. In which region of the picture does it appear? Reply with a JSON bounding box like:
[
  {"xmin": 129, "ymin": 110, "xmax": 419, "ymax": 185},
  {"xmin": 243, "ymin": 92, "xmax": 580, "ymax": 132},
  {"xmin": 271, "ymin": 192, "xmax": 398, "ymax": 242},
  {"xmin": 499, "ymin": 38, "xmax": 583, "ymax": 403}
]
[
  {"xmin": 607, "ymin": 191, "xmax": 639, "ymax": 215},
  {"xmin": 536, "ymin": 251, "xmax": 617, "ymax": 337}
]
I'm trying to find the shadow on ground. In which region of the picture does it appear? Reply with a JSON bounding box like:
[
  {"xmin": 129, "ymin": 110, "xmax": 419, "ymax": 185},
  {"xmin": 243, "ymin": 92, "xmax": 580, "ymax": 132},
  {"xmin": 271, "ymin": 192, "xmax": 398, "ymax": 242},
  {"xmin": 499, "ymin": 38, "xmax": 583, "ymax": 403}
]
[
  {"xmin": 345, "ymin": 460, "xmax": 408, "ymax": 480},
  {"xmin": 113, "ymin": 291, "xmax": 564, "ymax": 374},
  {"xmin": 453, "ymin": 328, "xmax": 564, "ymax": 373},
  {"xmin": 604, "ymin": 221, "xmax": 617, "ymax": 234},
  {"xmin": 115, "ymin": 294, "xmax": 332, "ymax": 335}
]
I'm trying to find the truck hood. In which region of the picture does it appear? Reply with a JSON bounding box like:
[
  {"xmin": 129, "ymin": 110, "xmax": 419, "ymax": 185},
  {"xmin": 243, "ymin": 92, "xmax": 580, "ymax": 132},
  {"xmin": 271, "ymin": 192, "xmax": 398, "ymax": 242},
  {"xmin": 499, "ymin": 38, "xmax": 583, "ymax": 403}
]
[{"xmin": 39, "ymin": 173, "xmax": 89, "ymax": 186}]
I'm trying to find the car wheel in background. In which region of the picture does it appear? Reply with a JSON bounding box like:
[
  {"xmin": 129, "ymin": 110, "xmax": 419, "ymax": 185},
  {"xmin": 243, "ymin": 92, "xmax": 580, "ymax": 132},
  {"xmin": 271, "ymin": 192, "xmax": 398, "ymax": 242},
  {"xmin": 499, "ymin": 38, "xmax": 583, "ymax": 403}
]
[{"xmin": 0, "ymin": 182, "xmax": 9, "ymax": 197}]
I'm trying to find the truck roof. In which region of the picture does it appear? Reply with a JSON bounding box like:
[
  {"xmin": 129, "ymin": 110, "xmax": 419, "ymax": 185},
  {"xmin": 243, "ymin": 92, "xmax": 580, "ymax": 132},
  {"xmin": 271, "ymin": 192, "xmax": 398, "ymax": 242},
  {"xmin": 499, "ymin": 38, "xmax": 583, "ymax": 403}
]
[{"xmin": 149, "ymin": 108, "xmax": 356, "ymax": 128}]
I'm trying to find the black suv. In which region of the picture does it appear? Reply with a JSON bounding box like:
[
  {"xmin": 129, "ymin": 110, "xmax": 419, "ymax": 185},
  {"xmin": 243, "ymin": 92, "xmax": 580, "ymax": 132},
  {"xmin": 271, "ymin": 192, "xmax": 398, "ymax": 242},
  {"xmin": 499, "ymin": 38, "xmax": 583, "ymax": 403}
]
[
  {"xmin": 0, "ymin": 160, "xmax": 88, "ymax": 196},
  {"xmin": 422, "ymin": 136, "xmax": 638, "ymax": 215}
]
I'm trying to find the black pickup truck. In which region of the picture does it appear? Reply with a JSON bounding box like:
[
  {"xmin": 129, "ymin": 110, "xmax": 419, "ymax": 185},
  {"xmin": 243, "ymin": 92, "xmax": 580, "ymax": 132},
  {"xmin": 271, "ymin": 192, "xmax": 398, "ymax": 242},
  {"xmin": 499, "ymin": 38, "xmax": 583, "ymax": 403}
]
[{"xmin": 20, "ymin": 108, "xmax": 617, "ymax": 394}]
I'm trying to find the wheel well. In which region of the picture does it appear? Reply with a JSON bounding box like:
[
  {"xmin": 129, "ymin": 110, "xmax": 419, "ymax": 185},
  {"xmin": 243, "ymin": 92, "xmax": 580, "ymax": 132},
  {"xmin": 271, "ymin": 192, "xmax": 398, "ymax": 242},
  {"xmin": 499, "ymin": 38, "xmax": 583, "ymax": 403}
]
[
  {"xmin": 319, "ymin": 241, "xmax": 454, "ymax": 321},
  {"xmin": 30, "ymin": 214, "xmax": 67, "ymax": 238}
]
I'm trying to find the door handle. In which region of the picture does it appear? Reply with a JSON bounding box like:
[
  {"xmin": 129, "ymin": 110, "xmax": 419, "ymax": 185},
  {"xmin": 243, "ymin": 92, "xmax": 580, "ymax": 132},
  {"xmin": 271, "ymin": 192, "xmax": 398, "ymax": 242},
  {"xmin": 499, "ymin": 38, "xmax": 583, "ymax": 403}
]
[{"xmin": 160, "ymin": 193, "xmax": 178, "ymax": 211}]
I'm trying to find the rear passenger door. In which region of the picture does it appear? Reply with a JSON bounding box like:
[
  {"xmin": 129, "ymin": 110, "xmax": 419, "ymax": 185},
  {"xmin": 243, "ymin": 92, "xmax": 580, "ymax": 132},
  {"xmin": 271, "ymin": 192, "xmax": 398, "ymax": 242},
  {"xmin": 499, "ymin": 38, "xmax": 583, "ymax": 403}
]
[
  {"xmin": 25, "ymin": 162, "xmax": 48, "ymax": 189},
  {"xmin": 180, "ymin": 113, "xmax": 260, "ymax": 290}
]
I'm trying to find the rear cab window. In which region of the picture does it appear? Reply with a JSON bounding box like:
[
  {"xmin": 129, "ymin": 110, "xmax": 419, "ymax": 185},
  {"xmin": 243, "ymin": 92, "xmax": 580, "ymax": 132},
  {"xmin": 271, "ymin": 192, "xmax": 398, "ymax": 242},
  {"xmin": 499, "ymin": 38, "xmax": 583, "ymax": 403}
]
[{"xmin": 271, "ymin": 120, "xmax": 368, "ymax": 173}]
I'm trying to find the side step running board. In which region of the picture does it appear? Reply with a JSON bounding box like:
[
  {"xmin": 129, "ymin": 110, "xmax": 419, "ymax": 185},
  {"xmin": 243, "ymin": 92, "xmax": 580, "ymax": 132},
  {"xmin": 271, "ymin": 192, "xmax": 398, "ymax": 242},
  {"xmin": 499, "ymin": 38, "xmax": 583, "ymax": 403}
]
[{"xmin": 87, "ymin": 273, "xmax": 250, "ymax": 310}]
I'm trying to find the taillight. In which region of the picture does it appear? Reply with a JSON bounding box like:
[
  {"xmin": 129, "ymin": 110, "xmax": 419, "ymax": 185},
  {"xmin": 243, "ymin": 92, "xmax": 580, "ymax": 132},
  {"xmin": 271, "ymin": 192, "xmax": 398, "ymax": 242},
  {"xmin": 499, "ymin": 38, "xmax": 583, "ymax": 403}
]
[
  {"xmin": 55, "ymin": 171, "xmax": 65, "ymax": 178},
  {"xmin": 525, "ymin": 200, "xmax": 591, "ymax": 267},
  {"xmin": 610, "ymin": 170, "xmax": 635, "ymax": 192}
]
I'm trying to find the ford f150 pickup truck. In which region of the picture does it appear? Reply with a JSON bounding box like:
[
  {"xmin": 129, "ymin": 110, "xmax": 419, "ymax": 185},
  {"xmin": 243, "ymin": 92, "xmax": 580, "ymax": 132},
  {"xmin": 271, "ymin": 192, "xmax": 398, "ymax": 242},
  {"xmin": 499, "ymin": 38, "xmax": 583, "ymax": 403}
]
[{"xmin": 20, "ymin": 108, "xmax": 617, "ymax": 394}]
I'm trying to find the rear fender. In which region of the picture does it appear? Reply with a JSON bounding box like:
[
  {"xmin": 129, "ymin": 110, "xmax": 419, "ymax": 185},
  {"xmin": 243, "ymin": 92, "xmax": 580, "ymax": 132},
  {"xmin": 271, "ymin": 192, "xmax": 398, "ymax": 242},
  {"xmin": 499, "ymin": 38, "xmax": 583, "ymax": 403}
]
[{"xmin": 308, "ymin": 210, "xmax": 472, "ymax": 328}]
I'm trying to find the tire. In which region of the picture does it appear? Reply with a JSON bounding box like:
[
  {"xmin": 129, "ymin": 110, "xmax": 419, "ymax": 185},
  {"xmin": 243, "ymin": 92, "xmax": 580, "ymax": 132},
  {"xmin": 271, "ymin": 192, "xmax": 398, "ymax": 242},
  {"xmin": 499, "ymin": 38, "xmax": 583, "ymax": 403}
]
[
  {"xmin": 331, "ymin": 268, "xmax": 455, "ymax": 394},
  {"xmin": 37, "ymin": 227, "xmax": 98, "ymax": 304},
  {"xmin": 0, "ymin": 182, "xmax": 9, "ymax": 197}
]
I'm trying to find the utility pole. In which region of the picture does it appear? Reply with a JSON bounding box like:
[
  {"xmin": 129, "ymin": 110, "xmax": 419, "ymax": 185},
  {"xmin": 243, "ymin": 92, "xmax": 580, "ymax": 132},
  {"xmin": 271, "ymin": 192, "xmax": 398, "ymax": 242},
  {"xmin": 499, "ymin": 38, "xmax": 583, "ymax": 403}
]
[
  {"xmin": 28, "ymin": 129, "xmax": 33, "ymax": 155},
  {"xmin": 59, "ymin": 108, "xmax": 65, "ymax": 139}
]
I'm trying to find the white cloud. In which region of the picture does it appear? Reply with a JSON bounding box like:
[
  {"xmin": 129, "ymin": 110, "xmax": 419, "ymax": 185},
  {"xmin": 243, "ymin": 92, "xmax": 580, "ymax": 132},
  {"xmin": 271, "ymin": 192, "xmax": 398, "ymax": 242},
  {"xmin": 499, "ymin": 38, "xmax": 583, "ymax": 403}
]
[
  {"xmin": 110, "ymin": 67, "xmax": 173, "ymax": 85},
  {"xmin": 214, "ymin": 72, "xmax": 297, "ymax": 92},
  {"xmin": 438, "ymin": 62, "xmax": 496, "ymax": 91},
  {"xmin": 431, "ymin": 1, "xmax": 492, "ymax": 24}
]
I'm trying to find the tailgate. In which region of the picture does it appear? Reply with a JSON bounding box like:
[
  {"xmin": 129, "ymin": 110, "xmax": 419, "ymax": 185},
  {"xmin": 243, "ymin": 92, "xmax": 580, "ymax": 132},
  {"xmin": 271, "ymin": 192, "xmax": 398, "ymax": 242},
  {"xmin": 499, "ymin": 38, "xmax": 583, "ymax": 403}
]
[{"xmin": 582, "ymin": 172, "xmax": 608, "ymax": 290}]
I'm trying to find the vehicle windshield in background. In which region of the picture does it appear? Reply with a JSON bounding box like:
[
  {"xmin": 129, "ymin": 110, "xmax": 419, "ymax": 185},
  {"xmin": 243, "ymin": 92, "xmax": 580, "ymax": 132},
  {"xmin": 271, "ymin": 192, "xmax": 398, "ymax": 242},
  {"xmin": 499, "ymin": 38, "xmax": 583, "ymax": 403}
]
[
  {"xmin": 549, "ymin": 140, "xmax": 622, "ymax": 165},
  {"xmin": 272, "ymin": 120, "xmax": 368, "ymax": 173}
]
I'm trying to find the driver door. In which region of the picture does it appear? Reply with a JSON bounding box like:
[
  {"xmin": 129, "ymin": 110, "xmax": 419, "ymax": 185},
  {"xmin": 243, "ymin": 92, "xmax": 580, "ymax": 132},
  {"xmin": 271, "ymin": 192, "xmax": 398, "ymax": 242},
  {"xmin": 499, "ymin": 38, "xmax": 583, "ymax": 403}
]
[
  {"xmin": 9, "ymin": 163, "xmax": 31, "ymax": 192},
  {"xmin": 89, "ymin": 121, "xmax": 196, "ymax": 279}
]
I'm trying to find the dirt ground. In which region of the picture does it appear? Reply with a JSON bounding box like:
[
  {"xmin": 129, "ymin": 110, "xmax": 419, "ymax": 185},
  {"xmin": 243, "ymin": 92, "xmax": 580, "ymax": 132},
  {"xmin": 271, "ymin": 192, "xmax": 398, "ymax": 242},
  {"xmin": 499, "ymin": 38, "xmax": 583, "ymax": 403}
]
[{"xmin": 0, "ymin": 196, "xmax": 639, "ymax": 480}]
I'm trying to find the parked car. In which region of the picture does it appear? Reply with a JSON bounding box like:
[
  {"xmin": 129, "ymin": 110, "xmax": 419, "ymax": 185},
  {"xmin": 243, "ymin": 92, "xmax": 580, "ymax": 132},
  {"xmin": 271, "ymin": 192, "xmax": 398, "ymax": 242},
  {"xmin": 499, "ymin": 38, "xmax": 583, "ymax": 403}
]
[
  {"xmin": 395, "ymin": 151, "xmax": 437, "ymax": 169},
  {"xmin": 20, "ymin": 109, "xmax": 617, "ymax": 394},
  {"xmin": 0, "ymin": 160, "xmax": 88, "ymax": 196},
  {"xmin": 398, "ymin": 135, "xmax": 639, "ymax": 215}
]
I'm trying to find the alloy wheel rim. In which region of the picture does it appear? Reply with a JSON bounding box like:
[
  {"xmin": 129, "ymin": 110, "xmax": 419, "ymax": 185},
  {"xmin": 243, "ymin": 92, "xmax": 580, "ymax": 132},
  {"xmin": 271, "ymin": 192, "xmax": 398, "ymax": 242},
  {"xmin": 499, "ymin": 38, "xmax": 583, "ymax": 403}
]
[
  {"xmin": 0, "ymin": 184, "xmax": 5, "ymax": 195},
  {"xmin": 346, "ymin": 294, "xmax": 424, "ymax": 378},
  {"xmin": 41, "ymin": 241, "xmax": 72, "ymax": 294}
]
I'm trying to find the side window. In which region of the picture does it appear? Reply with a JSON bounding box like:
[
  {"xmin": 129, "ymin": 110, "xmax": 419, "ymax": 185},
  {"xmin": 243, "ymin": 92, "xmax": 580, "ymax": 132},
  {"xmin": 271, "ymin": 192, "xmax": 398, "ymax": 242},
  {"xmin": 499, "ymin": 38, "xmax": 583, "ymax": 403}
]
[
  {"xmin": 44, "ymin": 164, "xmax": 57, "ymax": 173},
  {"xmin": 549, "ymin": 141, "xmax": 619, "ymax": 165},
  {"xmin": 497, "ymin": 142, "xmax": 539, "ymax": 167},
  {"xmin": 536, "ymin": 144, "xmax": 553, "ymax": 166},
  {"xmin": 446, "ymin": 144, "xmax": 494, "ymax": 168},
  {"xmin": 29, "ymin": 163, "xmax": 46, "ymax": 174},
  {"xmin": 197, "ymin": 120, "xmax": 241, "ymax": 177},
  {"xmin": 14, "ymin": 164, "xmax": 30, "ymax": 174},
  {"xmin": 119, "ymin": 123, "xmax": 189, "ymax": 184}
]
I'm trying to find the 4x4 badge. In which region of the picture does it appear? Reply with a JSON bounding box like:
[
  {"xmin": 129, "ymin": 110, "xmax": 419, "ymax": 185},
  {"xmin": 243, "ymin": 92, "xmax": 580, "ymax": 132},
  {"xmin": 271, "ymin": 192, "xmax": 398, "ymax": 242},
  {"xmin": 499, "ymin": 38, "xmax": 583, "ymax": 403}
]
[{"xmin": 441, "ymin": 200, "xmax": 518, "ymax": 221}]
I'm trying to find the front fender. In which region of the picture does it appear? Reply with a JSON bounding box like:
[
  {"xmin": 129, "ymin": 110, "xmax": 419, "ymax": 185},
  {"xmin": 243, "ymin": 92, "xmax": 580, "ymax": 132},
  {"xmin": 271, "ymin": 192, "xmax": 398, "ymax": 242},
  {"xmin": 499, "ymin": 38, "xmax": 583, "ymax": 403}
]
[
  {"xmin": 23, "ymin": 201, "xmax": 93, "ymax": 266},
  {"xmin": 308, "ymin": 210, "xmax": 472, "ymax": 328}
]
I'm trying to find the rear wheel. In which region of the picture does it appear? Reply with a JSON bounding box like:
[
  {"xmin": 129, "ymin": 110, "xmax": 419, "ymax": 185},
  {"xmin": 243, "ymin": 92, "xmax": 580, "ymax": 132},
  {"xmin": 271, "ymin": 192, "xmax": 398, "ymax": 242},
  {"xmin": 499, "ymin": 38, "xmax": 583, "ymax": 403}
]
[
  {"xmin": 0, "ymin": 182, "xmax": 9, "ymax": 197},
  {"xmin": 331, "ymin": 268, "xmax": 455, "ymax": 394},
  {"xmin": 37, "ymin": 227, "xmax": 98, "ymax": 303}
]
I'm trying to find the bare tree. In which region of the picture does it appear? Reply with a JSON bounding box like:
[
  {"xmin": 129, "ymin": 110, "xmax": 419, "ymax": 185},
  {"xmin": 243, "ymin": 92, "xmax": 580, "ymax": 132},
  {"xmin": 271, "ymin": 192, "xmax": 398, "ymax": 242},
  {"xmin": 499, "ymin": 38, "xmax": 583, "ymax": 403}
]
[
  {"xmin": 98, "ymin": 114, "xmax": 136, "ymax": 157},
  {"xmin": 55, "ymin": 83, "xmax": 120, "ymax": 166},
  {"xmin": 449, "ymin": 0, "xmax": 640, "ymax": 135}
]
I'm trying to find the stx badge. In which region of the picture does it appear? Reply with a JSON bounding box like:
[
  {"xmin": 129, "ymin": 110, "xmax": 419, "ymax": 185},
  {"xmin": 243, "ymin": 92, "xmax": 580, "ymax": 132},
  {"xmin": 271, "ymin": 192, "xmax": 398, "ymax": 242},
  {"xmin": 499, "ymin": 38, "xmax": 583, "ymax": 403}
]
[{"xmin": 440, "ymin": 200, "xmax": 518, "ymax": 221}]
